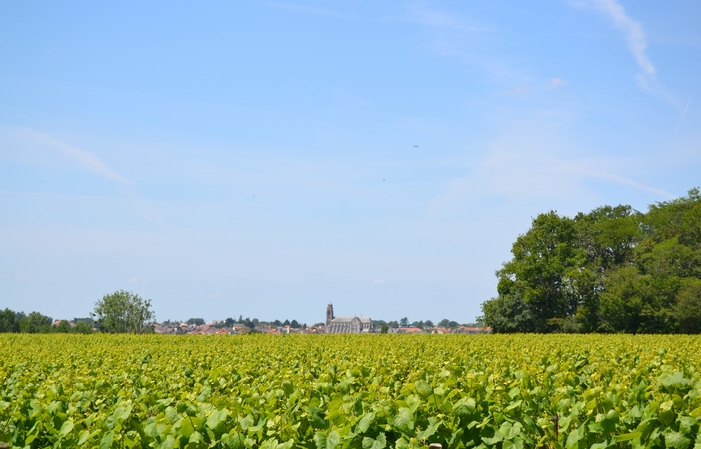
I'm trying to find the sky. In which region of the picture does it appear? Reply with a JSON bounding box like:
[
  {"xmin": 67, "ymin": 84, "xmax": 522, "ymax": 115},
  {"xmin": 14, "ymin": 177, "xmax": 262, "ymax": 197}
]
[{"xmin": 1, "ymin": 1, "xmax": 700, "ymax": 325}]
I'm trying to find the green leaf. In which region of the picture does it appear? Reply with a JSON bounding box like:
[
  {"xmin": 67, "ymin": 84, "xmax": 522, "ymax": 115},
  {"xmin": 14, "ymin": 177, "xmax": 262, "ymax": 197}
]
[
  {"xmin": 417, "ymin": 422, "xmax": 440, "ymax": 440},
  {"xmin": 415, "ymin": 380, "xmax": 433, "ymax": 399},
  {"xmin": 659, "ymin": 372, "xmax": 691, "ymax": 389},
  {"xmin": 189, "ymin": 431, "xmax": 205, "ymax": 444},
  {"xmin": 222, "ymin": 432, "xmax": 245, "ymax": 449},
  {"xmin": 260, "ymin": 438, "xmax": 279, "ymax": 449},
  {"xmin": 77, "ymin": 430, "xmax": 91, "ymax": 445},
  {"xmin": 665, "ymin": 432, "xmax": 691, "ymax": 449},
  {"xmin": 393, "ymin": 408, "xmax": 415, "ymax": 434},
  {"xmin": 277, "ymin": 439, "xmax": 294, "ymax": 449},
  {"xmin": 358, "ymin": 413, "xmax": 375, "ymax": 434},
  {"xmin": 453, "ymin": 397, "xmax": 476, "ymax": 416},
  {"xmin": 395, "ymin": 438, "xmax": 410, "ymax": 449},
  {"xmin": 500, "ymin": 422, "xmax": 522, "ymax": 440},
  {"xmin": 59, "ymin": 420, "xmax": 74, "ymax": 437},
  {"xmin": 207, "ymin": 408, "xmax": 229, "ymax": 430},
  {"xmin": 405, "ymin": 395, "xmax": 421, "ymax": 413},
  {"xmin": 482, "ymin": 433, "xmax": 504, "ymax": 446},
  {"xmin": 614, "ymin": 432, "xmax": 638, "ymax": 442},
  {"xmin": 100, "ymin": 431, "xmax": 114, "ymax": 449},
  {"xmin": 314, "ymin": 430, "xmax": 340, "ymax": 449},
  {"xmin": 114, "ymin": 404, "xmax": 132, "ymax": 421},
  {"xmin": 566, "ymin": 423, "xmax": 585, "ymax": 449},
  {"xmin": 503, "ymin": 437, "xmax": 523, "ymax": 449},
  {"xmin": 165, "ymin": 406, "xmax": 178, "ymax": 423},
  {"xmin": 362, "ymin": 433, "xmax": 387, "ymax": 449},
  {"xmin": 238, "ymin": 415, "xmax": 254, "ymax": 431},
  {"xmin": 680, "ymin": 416, "xmax": 696, "ymax": 434}
]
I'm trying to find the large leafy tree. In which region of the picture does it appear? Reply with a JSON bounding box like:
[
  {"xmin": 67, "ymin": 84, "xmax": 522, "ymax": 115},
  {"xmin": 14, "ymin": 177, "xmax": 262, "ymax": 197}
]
[
  {"xmin": 494, "ymin": 211, "xmax": 587, "ymax": 332},
  {"xmin": 483, "ymin": 188, "xmax": 701, "ymax": 333},
  {"xmin": 92, "ymin": 290, "xmax": 155, "ymax": 334}
]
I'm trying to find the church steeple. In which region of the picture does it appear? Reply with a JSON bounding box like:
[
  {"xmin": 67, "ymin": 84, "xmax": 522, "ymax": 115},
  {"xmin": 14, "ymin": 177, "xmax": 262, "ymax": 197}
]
[{"xmin": 326, "ymin": 303, "xmax": 334, "ymax": 326}]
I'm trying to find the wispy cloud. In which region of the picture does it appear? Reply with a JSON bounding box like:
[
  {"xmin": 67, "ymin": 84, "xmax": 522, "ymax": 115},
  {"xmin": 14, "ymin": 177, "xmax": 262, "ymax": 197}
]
[
  {"xmin": 549, "ymin": 77, "xmax": 570, "ymax": 88},
  {"xmin": 14, "ymin": 128, "xmax": 129, "ymax": 183},
  {"xmin": 574, "ymin": 0, "xmax": 677, "ymax": 104},
  {"xmin": 674, "ymin": 97, "xmax": 691, "ymax": 135},
  {"xmin": 372, "ymin": 279, "xmax": 387, "ymax": 285},
  {"xmin": 397, "ymin": 3, "xmax": 532, "ymax": 91},
  {"xmin": 402, "ymin": 2, "xmax": 492, "ymax": 32},
  {"xmin": 430, "ymin": 132, "xmax": 675, "ymax": 217},
  {"xmin": 588, "ymin": 0, "xmax": 655, "ymax": 75},
  {"xmin": 267, "ymin": 2, "xmax": 357, "ymax": 19}
]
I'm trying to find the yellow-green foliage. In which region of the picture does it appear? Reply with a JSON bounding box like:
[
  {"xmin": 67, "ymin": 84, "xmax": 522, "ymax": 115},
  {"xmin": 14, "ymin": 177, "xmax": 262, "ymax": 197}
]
[{"xmin": 1, "ymin": 334, "xmax": 700, "ymax": 449}]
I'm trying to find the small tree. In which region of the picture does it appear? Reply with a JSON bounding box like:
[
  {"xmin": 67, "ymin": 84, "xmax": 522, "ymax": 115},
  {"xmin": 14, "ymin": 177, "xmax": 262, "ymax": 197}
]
[
  {"xmin": 399, "ymin": 317, "xmax": 409, "ymax": 327},
  {"xmin": 74, "ymin": 322, "xmax": 93, "ymax": 334},
  {"xmin": 19, "ymin": 312, "xmax": 52, "ymax": 333},
  {"xmin": 0, "ymin": 308, "xmax": 19, "ymax": 333},
  {"xmin": 187, "ymin": 318, "xmax": 205, "ymax": 326},
  {"xmin": 55, "ymin": 320, "xmax": 72, "ymax": 333},
  {"xmin": 92, "ymin": 290, "xmax": 155, "ymax": 334}
]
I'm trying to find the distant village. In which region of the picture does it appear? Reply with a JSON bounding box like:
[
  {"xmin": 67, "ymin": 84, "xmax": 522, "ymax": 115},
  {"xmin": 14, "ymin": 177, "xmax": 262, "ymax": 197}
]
[
  {"xmin": 153, "ymin": 303, "xmax": 491, "ymax": 335},
  {"xmin": 152, "ymin": 321, "xmax": 491, "ymax": 335}
]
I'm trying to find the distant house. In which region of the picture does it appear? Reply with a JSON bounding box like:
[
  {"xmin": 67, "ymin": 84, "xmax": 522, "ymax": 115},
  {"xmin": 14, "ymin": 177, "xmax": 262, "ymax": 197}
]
[
  {"xmin": 455, "ymin": 326, "xmax": 492, "ymax": 334},
  {"xmin": 325, "ymin": 303, "xmax": 373, "ymax": 334},
  {"xmin": 392, "ymin": 327, "xmax": 424, "ymax": 334}
]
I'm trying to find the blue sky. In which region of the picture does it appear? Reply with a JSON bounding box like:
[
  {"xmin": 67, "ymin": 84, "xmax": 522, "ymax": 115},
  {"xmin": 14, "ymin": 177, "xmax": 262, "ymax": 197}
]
[{"xmin": 1, "ymin": 1, "xmax": 700, "ymax": 325}]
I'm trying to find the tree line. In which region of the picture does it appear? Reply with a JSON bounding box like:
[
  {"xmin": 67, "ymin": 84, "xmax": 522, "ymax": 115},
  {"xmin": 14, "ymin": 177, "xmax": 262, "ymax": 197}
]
[
  {"xmin": 0, "ymin": 309, "xmax": 94, "ymax": 333},
  {"xmin": 480, "ymin": 188, "xmax": 701, "ymax": 333},
  {"xmin": 0, "ymin": 290, "xmax": 155, "ymax": 334}
]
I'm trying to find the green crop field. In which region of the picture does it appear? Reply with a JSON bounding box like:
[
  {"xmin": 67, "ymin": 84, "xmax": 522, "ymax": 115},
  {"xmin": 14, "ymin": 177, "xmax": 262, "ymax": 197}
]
[{"xmin": 1, "ymin": 334, "xmax": 700, "ymax": 449}]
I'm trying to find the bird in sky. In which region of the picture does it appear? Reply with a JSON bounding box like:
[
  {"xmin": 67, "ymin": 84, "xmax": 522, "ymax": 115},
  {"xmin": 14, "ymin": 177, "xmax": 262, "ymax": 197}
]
[{"xmin": 413, "ymin": 145, "xmax": 418, "ymax": 148}]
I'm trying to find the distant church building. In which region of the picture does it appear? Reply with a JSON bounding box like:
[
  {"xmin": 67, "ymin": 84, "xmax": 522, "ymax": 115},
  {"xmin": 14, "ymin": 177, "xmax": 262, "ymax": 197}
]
[{"xmin": 325, "ymin": 303, "xmax": 373, "ymax": 334}]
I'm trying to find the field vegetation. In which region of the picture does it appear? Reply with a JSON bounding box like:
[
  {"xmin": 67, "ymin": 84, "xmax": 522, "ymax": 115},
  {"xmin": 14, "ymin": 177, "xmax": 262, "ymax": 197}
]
[{"xmin": 1, "ymin": 334, "xmax": 700, "ymax": 449}]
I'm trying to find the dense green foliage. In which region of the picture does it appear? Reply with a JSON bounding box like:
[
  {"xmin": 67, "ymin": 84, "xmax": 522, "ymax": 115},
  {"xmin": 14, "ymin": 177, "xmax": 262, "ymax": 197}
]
[
  {"xmin": 481, "ymin": 188, "xmax": 701, "ymax": 333},
  {"xmin": 0, "ymin": 309, "xmax": 93, "ymax": 334},
  {"xmin": 1, "ymin": 334, "xmax": 701, "ymax": 449},
  {"xmin": 93, "ymin": 290, "xmax": 156, "ymax": 334}
]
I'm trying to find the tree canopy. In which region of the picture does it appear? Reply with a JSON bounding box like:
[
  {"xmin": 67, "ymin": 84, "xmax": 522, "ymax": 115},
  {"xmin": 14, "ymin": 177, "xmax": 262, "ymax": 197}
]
[
  {"xmin": 481, "ymin": 188, "xmax": 701, "ymax": 333},
  {"xmin": 92, "ymin": 290, "xmax": 155, "ymax": 334}
]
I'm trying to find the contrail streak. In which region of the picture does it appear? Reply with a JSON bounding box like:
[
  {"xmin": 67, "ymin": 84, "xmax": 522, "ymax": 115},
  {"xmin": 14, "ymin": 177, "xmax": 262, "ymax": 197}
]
[{"xmin": 674, "ymin": 97, "xmax": 691, "ymax": 135}]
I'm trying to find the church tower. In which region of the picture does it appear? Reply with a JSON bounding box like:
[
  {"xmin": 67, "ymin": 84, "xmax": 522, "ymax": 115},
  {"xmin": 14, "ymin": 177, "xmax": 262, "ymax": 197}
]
[{"xmin": 326, "ymin": 303, "xmax": 334, "ymax": 326}]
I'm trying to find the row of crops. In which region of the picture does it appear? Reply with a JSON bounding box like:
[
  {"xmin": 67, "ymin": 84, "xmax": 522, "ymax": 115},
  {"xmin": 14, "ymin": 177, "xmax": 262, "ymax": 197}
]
[{"xmin": 1, "ymin": 334, "xmax": 700, "ymax": 449}]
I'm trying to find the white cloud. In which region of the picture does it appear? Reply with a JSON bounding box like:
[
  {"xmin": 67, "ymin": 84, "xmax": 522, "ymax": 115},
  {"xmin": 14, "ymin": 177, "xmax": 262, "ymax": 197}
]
[
  {"xmin": 575, "ymin": 0, "xmax": 677, "ymax": 104},
  {"xmin": 402, "ymin": 2, "xmax": 491, "ymax": 32},
  {"xmin": 549, "ymin": 77, "xmax": 570, "ymax": 88},
  {"xmin": 372, "ymin": 279, "xmax": 387, "ymax": 284},
  {"xmin": 14, "ymin": 128, "xmax": 129, "ymax": 183},
  {"xmin": 429, "ymin": 131, "xmax": 675, "ymax": 217},
  {"xmin": 588, "ymin": 0, "xmax": 655, "ymax": 75}
]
